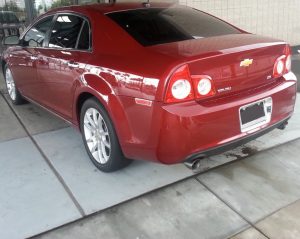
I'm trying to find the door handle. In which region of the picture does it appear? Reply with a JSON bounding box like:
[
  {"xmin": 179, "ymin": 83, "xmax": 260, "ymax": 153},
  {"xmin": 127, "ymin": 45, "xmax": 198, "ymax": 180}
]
[
  {"xmin": 67, "ymin": 61, "xmax": 79, "ymax": 68},
  {"xmin": 30, "ymin": 56, "xmax": 38, "ymax": 61}
]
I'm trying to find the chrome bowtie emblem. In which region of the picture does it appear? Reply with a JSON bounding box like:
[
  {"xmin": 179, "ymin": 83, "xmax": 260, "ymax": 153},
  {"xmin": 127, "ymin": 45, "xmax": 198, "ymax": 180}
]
[{"xmin": 240, "ymin": 59, "xmax": 253, "ymax": 67}]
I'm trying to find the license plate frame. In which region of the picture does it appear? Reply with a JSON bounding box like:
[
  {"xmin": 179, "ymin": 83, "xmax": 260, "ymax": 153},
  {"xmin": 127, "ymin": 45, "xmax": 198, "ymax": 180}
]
[{"xmin": 239, "ymin": 97, "xmax": 273, "ymax": 133}]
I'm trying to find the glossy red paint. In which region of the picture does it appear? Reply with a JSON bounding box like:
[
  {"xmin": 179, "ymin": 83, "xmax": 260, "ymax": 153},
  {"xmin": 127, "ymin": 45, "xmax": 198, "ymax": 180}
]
[{"xmin": 2, "ymin": 3, "xmax": 297, "ymax": 165}]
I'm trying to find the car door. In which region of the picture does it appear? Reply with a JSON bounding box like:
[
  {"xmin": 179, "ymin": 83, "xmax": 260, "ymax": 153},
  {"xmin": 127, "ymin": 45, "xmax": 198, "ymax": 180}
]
[
  {"xmin": 9, "ymin": 16, "xmax": 54, "ymax": 100},
  {"xmin": 35, "ymin": 14, "xmax": 91, "ymax": 120}
]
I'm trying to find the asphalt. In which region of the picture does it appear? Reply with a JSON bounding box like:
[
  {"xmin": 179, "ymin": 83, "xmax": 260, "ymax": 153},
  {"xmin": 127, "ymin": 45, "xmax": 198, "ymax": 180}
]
[{"xmin": 0, "ymin": 58, "xmax": 299, "ymax": 239}]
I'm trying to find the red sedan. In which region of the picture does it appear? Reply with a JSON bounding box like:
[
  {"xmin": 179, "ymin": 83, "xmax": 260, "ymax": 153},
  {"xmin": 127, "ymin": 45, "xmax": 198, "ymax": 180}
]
[{"xmin": 2, "ymin": 3, "xmax": 297, "ymax": 172}]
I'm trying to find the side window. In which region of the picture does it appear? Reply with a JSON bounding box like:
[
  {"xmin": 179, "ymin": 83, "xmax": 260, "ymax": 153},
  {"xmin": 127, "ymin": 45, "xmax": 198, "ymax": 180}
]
[
  {"xmin": 77, "ymin": 21, "xmax": 90, "ymax": 50},
  {"xmin": 23, "ymin": 16, "xmax": 53, "ymax": 47},
  {"xmin": 49, "ymin": 15, "xmax": 83, "ymax": 49}
]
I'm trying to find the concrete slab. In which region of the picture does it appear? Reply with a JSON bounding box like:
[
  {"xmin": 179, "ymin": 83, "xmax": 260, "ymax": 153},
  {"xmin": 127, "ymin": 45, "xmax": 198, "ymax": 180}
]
[
  {"xmin": 231, "ymin": 227, "xmax": 267, "ymax": 239},
  {"xmin": 198, "ymin": 139, "xmax": 300, "ymax": 223},
  {"xmin": 256, "ymin": 199, "xmax": 300, "ymax": 239},
  {"xmin": 3, "ymin": 94, "xmax": 69, "ymax": 135},
  {"xmin": 36, "ymin": 179, "xmax": 248, "ymax": 239},
  {"xmin": 0, "ymin": 94, "xmax": 26, "ymax": 142},
  {"xmin": 33, "ymin": 128, "xmax": 194, "ymax": 215},
  {"xmin": 0, "ymin": 137, "xmax": 82, "ymax": 239}
]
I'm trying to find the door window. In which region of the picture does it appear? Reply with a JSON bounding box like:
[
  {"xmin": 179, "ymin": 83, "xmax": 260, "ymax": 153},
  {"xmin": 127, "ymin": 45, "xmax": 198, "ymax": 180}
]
[
  {"xmin": 77, "ymin": 21, "xmax": 90, "ymax": 50},
  {"xmin": 49, "ymin": 15, "xmax": 84, "ymax": 49},
  {"xmin": 23, "ymin": 16, "xmax": 53, "ymax": 47}
]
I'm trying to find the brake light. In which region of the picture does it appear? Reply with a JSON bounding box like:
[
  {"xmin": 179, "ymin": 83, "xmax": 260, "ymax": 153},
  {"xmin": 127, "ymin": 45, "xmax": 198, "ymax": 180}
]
[
  {"xmin": 273, "ymin": 45, "xmax": 292, "ymax": 78},
  {"xmin": 273, "ymin": 55, "xmax": 285, "ymax": 78},
  {"xmin": 165, "ymin": 65, "xmax": 194, "ymax": 103},
  {"xmin": 285, "ymin": 55, "xmax": 291, "ymax": 73},
  {"xmin": 284, "ymin": 45, "xmax": 292, "ymax": 73},
  {"xmin": 192, "ymin": 75, "xmax": 216, "ymax": 99},
  {"xmin": 165, "ymin": 65, "xmax": 215, "ymax": 103}
]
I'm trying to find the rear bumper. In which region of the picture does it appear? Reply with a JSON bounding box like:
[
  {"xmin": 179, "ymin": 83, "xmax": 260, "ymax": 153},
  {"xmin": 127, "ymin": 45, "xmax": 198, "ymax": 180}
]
[
  {"xmin": 119, "ymin": 73, "xmax": 297, "ymax": 164},
  {"xmin": 184, "ymin": 116, "xmax": 290, "ymax": 163}
]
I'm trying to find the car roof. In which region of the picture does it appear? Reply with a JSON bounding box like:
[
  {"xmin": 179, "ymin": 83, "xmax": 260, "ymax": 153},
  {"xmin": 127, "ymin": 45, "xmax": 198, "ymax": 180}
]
[{"xmin": 47, "ymin": 2, "xmax": 175, "ymax": 15}]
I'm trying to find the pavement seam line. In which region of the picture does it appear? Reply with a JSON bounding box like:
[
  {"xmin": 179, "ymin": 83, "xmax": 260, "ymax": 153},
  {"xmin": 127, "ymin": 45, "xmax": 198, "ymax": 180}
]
[
  {"xmin": 254, "ymin": 197, "xmax": 300, "ymax": 225},
  {"xmin": 0, "ymin": 93, "xmax": 86, "ymax": 217},
  {"xmin": 228, "ymin": 226, "xmax": 261, "ymax": 239},
  {"xmin": 195, "ymin": 177, "xmax": 271, "ymax": 239},
  {"xmin": 30, "ymin": 137, "xmax": 300, "ymax": 238},
  {"xmin": 28, "ymin": 137, "xmax": 300, "ymax": 238}
]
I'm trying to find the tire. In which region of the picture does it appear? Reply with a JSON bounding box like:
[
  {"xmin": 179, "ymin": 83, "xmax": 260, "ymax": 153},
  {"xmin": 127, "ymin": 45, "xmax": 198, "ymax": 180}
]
[
  {"xmin": 80, "ymin": 97, "xmax": 131, "ymax": 172},
  {"xmin": 4, "ymin": 64, "xmax": 25, "ymax": 105}
]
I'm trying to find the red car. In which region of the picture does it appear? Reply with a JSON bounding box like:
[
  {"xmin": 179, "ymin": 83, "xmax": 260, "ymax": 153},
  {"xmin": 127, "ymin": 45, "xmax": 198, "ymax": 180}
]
[{"xmin": 2, "ymin": 3, "xmax": 297, "ymax": 172}]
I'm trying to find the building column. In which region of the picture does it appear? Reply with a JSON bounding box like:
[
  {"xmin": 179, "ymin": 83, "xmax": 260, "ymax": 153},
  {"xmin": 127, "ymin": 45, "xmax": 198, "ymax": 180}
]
[{"xmin": 24, "ymin": 0, "xmax": 36, "ymax": 24}]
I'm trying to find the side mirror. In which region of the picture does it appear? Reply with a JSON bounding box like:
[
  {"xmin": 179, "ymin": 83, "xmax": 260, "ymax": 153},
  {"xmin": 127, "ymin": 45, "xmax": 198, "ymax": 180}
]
[{"xmin": 3, "ymin": 35, "xmax": 20, "ymax": 45}]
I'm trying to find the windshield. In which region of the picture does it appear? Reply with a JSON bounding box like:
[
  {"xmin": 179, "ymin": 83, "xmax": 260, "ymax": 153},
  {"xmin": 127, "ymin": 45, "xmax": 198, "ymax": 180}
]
[{"xmin": 107, "ymin": 7, "xmax": 241, "ymax": 46}]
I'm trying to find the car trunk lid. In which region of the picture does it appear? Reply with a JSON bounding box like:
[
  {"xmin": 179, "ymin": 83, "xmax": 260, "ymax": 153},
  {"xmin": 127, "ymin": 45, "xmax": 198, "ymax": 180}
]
[{"xmin": 148, "ymin": 34, "xmax": 287, "ymax": 98}]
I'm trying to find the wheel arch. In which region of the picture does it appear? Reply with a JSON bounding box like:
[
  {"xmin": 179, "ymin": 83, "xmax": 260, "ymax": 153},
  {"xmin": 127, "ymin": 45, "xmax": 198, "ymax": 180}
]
[
  {"xmin": 73, "ymin": 77, "xmax": 133, "ymax": 153},
  {"xmin": 76, "ymin": 92, "xmax": 95, "ymax": 126}
]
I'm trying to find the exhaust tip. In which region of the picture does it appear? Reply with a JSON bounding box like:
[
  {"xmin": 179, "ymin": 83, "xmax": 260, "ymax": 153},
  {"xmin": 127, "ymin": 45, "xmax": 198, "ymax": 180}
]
[
  {"xmin": 277, "ymin": 121, "xmax": 288, "ymax": 130},
  {"xmin": 184, "ymin": 158, "xmax": 202, "ymax": 171}
]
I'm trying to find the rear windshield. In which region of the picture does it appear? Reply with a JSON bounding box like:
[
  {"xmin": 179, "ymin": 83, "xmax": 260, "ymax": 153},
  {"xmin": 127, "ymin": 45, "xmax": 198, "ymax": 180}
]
[{"xmin": 107, "ymin": 7, "xmax": 241, "ymax": 46}]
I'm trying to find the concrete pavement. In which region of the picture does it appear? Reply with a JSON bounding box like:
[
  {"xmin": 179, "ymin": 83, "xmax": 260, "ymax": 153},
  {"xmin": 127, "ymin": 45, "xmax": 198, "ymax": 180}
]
[{"xmin": 35, "ymin": 139, "xmax": 300, "ymax": 239}]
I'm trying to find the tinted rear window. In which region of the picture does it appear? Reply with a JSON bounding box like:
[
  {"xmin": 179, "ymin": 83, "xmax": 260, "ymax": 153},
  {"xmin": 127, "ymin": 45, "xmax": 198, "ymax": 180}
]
[{"xmin": 107, "ymin": 7, "xmax": 241, "ymax": 46}]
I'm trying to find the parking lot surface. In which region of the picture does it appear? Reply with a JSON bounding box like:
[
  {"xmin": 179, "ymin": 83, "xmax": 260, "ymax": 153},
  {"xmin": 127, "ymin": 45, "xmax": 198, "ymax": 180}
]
[{"xmin": 36, "ymin": 139, "xmax": 300, "ymax": 239}]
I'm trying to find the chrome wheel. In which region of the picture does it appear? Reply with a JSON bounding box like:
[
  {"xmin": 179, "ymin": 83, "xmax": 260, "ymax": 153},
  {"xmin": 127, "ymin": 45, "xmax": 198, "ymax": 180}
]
[
  {"xmin": 83, "ymin": 108, "xmax": 111, "ymax": 164},
  {"xmin": 5, "ymin": 68, "xmax": 16, "ymax": 101}
]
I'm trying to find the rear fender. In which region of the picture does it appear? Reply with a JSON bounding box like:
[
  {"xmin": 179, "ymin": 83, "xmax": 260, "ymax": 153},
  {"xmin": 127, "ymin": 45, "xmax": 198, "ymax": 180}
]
[{"xmin": 73, "ymin": 73, "xmax": 133, "ymax": 148}]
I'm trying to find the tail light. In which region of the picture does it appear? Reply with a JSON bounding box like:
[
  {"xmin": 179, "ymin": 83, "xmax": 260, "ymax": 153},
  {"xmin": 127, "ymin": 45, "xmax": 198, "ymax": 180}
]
[
  {"xmin": 192, "ymin": 75, "xmax": 216, "ymax": 99},
  {"xmin": 273, "ymin": 45, "xmax": 292, "ymax": 78},
  {"xmin": 165, "ymin": 64, "xmax": 215, "ymax": 103},
  {"xmin": 273, "ymin": 55, "xmax": 286, "ymax": 78},
  {"xmin": 165, "ymin": 65, "xmax": 194, "ymax": 103},
  {"xmin": 284, "ymin": 45, "xmax": 292, "ymax": 73}
]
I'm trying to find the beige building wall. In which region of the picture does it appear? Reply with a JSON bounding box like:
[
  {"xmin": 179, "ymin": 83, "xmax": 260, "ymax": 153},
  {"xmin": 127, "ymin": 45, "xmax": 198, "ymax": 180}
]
[{"xmin": 178, "ymin": 0, "xmax": 300, "ymax": 46}]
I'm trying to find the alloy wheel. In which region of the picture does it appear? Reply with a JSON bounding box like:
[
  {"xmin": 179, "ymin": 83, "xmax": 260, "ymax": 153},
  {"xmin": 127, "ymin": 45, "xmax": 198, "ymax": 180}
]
[
  {"xmin": 5, "ymin": 68, "xmax": 16, "ymax": 101},
  {"xmin": 83, "ymin": 108, "xmax": 111, "ymax": 164}
]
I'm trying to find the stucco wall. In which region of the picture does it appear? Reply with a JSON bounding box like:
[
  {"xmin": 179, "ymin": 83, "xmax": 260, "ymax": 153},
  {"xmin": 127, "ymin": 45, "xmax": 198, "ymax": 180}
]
[{"xmin": 179, "ymin": 0, "xmax": 300, "ymax": 46}]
